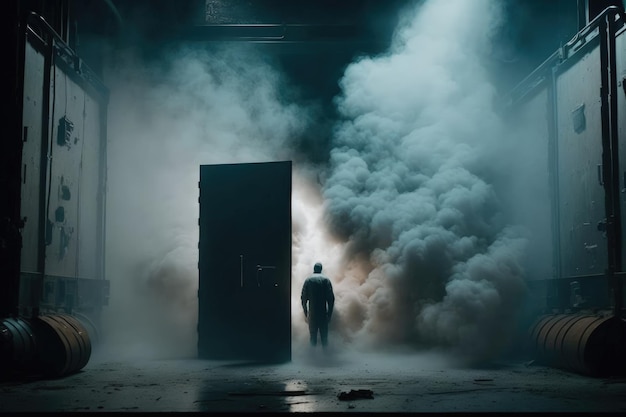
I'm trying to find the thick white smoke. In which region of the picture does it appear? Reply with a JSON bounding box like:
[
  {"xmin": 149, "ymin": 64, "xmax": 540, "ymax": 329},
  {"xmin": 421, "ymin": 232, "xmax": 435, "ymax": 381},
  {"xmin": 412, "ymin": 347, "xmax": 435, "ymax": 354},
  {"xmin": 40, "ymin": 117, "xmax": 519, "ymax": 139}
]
[
  {"xmin": 102, "ymin": 44, "xmax": 313, "ymax": 360},
  {"xmin": 99, "ymin": 0, "xmax": 547, "ymax": 366},
  {"xmin": 322, "ymin": 0, "xmax": 531, "ymax": 364}
]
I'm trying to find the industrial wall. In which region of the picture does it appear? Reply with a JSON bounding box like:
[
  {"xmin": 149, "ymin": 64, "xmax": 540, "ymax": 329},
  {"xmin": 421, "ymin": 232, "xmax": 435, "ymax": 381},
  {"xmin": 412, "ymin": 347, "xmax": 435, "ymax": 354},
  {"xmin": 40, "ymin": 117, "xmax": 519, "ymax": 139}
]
[
  {"xmin": 1, "ymin": 4, "xmax": 110, "ymax": 377},
  {"xmin": 509, "ymin": 6, "xmax": 626, "ymax": 314},
  {"xmin": 16, "ymin": 12, "xmax": 110, "ymax": 322}
]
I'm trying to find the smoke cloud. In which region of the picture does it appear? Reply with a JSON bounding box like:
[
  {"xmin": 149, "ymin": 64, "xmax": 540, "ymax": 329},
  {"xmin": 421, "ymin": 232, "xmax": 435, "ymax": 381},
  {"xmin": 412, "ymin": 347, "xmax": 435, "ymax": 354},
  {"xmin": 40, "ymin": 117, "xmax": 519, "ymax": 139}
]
[
  {"xmin": 102, "ymin": 44, "xmax": 313, "ymax": 360},
  {"xmin": 98, "ymin": 0, "xmax": 550, "ymax": 366},
  {"xmin": 322, "ymin": 0, "xmax": 534, "ymax": 364}
]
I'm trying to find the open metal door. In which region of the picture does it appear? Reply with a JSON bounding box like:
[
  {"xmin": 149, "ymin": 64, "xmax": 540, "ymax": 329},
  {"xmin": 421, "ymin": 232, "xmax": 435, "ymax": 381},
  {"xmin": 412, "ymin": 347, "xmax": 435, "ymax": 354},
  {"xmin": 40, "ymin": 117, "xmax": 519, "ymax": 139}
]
[{"xmin": 198, "ymin": 161, "xmax": 292, "ymax": 363}]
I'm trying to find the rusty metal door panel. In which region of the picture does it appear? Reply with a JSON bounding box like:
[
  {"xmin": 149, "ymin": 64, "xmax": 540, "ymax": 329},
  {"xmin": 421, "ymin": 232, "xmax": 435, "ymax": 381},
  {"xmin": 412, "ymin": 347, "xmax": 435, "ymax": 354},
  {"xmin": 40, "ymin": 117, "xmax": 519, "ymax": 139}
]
[
  {"xmin": 20, "ymin": 42, "xmax": 46, "ymax": 273},
  {"xmin": 198, "ymin": 161, "xmax": 292, "ymax": 363},
  {"xmin": 555, "ymin": 45, "xmax": 608, "ymax": 277}
]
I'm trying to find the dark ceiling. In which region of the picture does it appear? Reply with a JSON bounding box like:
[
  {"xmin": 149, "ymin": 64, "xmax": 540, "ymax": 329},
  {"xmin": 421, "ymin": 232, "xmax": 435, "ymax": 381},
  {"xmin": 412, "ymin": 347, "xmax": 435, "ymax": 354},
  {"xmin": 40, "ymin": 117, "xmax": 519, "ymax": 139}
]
[
  {"xmin": 69, "ymin": 0, "xmax": 589, "ymax": 88},
  {"xmin": 64, "ymin": 0, "xmax": 626, "ymax": 104}
]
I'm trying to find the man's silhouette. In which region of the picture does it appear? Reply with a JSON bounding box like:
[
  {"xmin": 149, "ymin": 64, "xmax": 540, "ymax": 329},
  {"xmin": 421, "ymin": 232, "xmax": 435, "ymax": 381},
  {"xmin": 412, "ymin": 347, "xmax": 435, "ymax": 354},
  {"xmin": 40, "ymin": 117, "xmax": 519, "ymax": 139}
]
[{"xmin": 301, "ymin": 262, "xmax": 335, "ymax": 347}]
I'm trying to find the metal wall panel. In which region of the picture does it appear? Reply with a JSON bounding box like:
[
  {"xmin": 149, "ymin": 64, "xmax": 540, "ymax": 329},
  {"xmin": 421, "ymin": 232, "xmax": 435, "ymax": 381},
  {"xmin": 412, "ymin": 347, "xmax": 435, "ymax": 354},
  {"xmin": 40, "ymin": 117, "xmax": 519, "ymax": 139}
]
[
  {"xmin": 44, "ymin": 64, "xmax": 104, "ymax": 280},
  {"xmin": 505, "ymin": 7, "xmax": 626, "ymax": 311},
  {"xmin": 17, "ymin": 15, "xmax": 109, "ymax": 316},
  {"xmin": 555, "ymin": 45, "xmax": 608, "ymax": 277},
  {"xmin": 76, "ymin": 93, "xmax": 104, "ymax": 280},
  {"xmin": 45, "ymin": 64, "xmax": 82, "ymax": 277},
  {"xmin": 20, "ymin": 42, "xmax": 46, "ymax": 273}
]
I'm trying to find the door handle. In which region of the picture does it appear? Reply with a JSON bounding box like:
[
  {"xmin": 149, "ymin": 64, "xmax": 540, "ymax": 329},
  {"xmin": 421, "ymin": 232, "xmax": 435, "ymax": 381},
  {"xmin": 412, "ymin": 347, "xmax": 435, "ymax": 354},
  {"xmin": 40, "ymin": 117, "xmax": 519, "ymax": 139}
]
[{"xmin": 256, "ymin": 265, "xmax": 276, "ymax": 287}]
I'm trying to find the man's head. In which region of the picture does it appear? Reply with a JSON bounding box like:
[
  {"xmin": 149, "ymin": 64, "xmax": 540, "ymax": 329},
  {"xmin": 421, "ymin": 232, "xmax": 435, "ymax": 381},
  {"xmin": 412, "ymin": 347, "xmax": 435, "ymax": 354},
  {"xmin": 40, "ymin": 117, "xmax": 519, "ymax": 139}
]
[{"xmin": 313, "ymin": 262, "xmax": 323, "ymax": 273}]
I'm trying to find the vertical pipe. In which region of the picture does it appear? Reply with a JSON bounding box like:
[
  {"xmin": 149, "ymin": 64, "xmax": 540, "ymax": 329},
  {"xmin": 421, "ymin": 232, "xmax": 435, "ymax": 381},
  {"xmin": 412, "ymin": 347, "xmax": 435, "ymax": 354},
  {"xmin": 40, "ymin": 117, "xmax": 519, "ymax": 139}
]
[
  {"xmin": 577, "ymin": 0, "xmax": 589, "ymax": 30},
  {"xmin": 607, "ymin": 12, "xmax": 623, "ymax": 318},
  {"xmin": 599, "ymin": 11, "xmax": 623, "ymax": 317},
  {"xmin": 34, "ymin": 15, "xmax": 56, "ymax": 318}
]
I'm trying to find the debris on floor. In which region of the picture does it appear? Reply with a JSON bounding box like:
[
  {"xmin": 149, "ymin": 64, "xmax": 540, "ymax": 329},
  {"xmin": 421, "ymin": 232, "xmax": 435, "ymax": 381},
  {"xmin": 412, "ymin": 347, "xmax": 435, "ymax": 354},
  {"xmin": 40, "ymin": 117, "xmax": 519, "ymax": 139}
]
[
  {"xmin": 473, "ymin": 378, "xmax": 494, "ymax": 385},
  {"xmin": 337, "ymin": 389, "xmax": 374, "ymax": 401}
]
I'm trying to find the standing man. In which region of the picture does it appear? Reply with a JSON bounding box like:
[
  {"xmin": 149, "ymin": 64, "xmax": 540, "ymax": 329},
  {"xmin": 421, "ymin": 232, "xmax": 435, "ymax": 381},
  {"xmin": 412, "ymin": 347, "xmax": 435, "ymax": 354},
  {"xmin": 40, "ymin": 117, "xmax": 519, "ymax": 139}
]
[{"xmin": 301, "ymin": 262, "xmax": 335, "ymax": 347}]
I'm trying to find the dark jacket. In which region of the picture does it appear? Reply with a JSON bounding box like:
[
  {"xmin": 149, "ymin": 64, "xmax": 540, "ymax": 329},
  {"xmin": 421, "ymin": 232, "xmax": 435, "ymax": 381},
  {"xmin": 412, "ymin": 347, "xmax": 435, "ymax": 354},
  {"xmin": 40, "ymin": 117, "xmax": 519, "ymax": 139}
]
[{"xmin": 301, "ymin": 273, "xmax": 335, "ymax": 321}]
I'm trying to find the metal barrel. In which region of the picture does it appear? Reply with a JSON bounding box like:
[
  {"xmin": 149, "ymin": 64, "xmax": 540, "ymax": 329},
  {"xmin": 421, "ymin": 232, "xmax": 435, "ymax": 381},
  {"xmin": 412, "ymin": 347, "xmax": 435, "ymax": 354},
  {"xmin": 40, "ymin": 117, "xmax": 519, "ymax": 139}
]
[
  {"xmin": 53, "ymin": 314, "xmax": 92, "ymax": 370},
  {"xmin": 529, "ymin": 313, "xmax": 626, "ymax": 376},
  {"xmin": 71, "ymin": 312, "xmax": 100, "ymax": 346},
  {"xmin": 0, "ymin": 317, "xmax": 37, "ymax": 373},
  {"xmin": 34, "ymin": 313, "xmax": 92, "ymax": 377}
]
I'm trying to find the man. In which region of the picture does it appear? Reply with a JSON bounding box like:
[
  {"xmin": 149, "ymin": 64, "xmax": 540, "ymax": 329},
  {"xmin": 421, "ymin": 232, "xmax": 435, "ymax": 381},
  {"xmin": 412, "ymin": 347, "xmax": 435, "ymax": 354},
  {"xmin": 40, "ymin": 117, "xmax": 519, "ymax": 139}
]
[{"xmin": 301, "ymin": 262, "xmax": 335, "ymax": 347}]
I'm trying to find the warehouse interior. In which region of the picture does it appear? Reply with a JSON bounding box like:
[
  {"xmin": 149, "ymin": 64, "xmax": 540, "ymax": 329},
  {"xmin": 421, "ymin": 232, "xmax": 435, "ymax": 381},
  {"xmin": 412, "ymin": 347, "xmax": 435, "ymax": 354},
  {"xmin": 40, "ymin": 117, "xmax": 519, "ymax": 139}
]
[{"xmin": 2, "ymin": 0, "xmax": 626, "ymax": 413}]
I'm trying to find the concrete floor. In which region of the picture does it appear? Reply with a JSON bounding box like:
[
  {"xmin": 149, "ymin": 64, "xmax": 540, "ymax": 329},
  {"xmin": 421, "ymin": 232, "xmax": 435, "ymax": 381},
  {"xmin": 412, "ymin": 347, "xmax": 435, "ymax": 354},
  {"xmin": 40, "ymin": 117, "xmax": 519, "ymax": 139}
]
[{"xmin": 2, "ymin": 346, "xmax": 626, "ymax": 414}]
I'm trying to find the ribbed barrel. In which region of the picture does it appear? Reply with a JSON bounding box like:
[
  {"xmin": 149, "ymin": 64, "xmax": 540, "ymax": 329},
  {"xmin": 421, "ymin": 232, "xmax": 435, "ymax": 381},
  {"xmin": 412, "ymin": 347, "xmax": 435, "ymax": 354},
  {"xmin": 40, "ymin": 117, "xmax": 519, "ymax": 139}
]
[
  {"xmin": 0, "ymin": 317, "xmax": 37, "ymax": 374},
  {"xmin": 529, "ymin": 313, "xmax": 626, "ymax": 376},
  {"xmin": 34, "ymin": 314, "xmax": 91, "ymax": 377},
  {"xmin": 72, "ymin": 312, "xmax": 100, "ymax": 346}
]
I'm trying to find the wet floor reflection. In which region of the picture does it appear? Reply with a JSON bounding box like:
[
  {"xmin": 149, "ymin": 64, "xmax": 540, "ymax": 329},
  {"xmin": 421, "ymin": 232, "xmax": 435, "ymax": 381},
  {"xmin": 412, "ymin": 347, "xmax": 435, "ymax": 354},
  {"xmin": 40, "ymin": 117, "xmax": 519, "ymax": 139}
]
[
  {"xmin": 283, "ymin": 379, "xmax": 316, "ymax": 412},
  {"xmin": 192, "ymin": 363, "xmax": 318, "ymax": 412}
]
